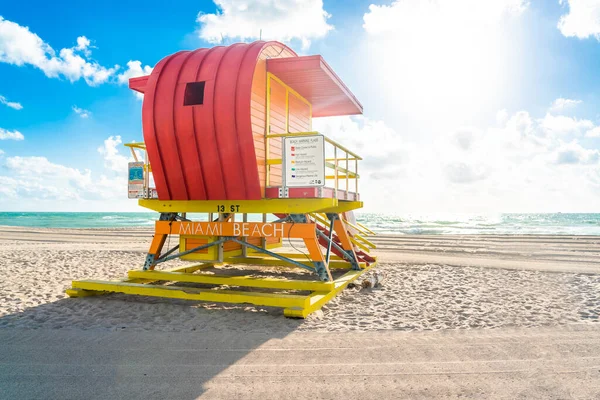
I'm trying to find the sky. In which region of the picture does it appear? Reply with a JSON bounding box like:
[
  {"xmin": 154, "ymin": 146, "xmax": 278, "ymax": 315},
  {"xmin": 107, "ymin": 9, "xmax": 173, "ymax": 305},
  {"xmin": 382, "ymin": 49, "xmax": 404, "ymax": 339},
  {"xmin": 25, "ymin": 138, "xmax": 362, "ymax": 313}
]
[{"xmin": 1, "ymin": 0, "xmax": 600, "ymax": 213}]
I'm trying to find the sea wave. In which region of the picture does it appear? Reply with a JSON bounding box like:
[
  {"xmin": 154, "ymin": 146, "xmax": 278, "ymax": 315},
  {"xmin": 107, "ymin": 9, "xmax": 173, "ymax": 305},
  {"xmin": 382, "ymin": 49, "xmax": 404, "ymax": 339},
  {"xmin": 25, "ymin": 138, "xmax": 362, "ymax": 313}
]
[
  {"xmin": 0, "ymin": 212, "xmax": 599, "ymax": 234},
  {"xmin": 355, "ymin": 213, "xmax": 600, "ymax": 235}
]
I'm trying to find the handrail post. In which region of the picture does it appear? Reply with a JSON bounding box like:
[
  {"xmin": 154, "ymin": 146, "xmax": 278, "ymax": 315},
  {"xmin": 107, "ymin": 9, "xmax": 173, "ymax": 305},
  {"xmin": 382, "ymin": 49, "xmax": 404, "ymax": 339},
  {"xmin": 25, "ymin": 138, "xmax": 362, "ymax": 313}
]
[
  {"xmin": 355, "ymin": 158, "xmax": 358, "ymax": 195},
  {"xmin": 285, "ymin": 89, "xmax": 289, "ymax": 133},
  {"xmin": 345, "ymin": 150, "xmax": 349, "ymax": 200},
  {"xmin": 144, "ymin": 150, "xmax": 149, "ymax": 199},
  {"xmin": 242, "ymin": 213, "xmax": 248, "ymax": 257},
  {"xmin": 265, "ymin": 73, "xmax": 271, "ymax": 188},
  {"xmin": 334, "ymin": 146, "xmax": 338, "ymax": 199}
]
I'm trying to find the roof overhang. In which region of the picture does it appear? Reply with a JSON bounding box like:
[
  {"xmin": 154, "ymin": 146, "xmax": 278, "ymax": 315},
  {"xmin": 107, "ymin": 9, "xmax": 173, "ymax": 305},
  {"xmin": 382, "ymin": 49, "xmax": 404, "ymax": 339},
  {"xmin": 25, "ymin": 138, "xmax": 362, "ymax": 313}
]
[
  {"xmin": 129, "ymin": 75, "xmax": 149, "ymax": 93},
  {"xmin": 266, "ymin": 55, "xmax": 363, "ymax": 117}
]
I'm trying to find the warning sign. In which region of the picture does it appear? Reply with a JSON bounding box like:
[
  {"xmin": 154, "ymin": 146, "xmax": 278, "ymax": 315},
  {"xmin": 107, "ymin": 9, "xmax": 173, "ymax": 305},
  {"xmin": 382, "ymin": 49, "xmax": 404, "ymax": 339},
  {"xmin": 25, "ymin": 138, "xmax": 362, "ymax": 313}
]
[
  {"xmin": 283, "ymin": 135, "xmax": 325, "ymax": 187},
  {"xmin": 128, "ymin": 162, "xmax": 145, "ymax": 198}
]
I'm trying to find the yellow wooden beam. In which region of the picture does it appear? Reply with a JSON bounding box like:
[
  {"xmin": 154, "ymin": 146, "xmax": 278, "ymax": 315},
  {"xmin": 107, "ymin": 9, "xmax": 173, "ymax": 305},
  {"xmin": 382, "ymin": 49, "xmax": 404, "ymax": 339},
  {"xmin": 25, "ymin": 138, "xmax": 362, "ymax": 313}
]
[
  {"xmin": 66, "ymin": 288, "xmax": 101, "ymax": 297},
  {"xmin": 284, "ymin": 261, "xmax": 377, "ymax": 318},
  {"xmin": 326, "ymin": 175, "xmax": 358, "ymax": 180},
  {"xmin": 310, "ymin": 213, "xmax": 329, "ymax": 226},
  {"xmin": 66, "ymin": 263, "xmax": 211, "ymax": 298},
  {"xmin": 138, "ymin": 198, "xmax": 343, "ymax": 213},
  {"xmin": 271, "ymin": 252, "xmax": 344, "ymax": 261},
  {"xmin": 310, "ymin": 213, "xmax": 373, "ymax": 252},
  {"xmin": 267, "ymin": 73, "xmax": 312, "ymax": 108},
  {"xmin": 324, "ymin": 162, "xmax": 359, "ymax": 178},
  {"xmin": 71, "ymin": 280, "xmax": 309, "ymax": 309},
  {"xmin": 265, "ymin": 132, "xmax": 362, "ymax": 160},
  {"xmin": 318, "ymin": 201, "xmax": 363, "ymax": 213},
  {"xmin": 356, "ymin": 221, "xmax": 376, "ymax": 235},
  {"xmin": 127, "ymin": 270, "xmax": 334, "ymax": 291},
  {"xmin": 69, "ymin": 259, "xmax": 378, "ymax": 318},
  {"xmin": 224, "ymin": 256, "xmax": 362, "ymax": 269},
  {"xmin": 349, "ymin": 236, "xmax": 371, "ymax": 252},
  {"xmin": 124, "ymin": 142, "xmax": 147, "ymax": 151},
  {"xmin": 353, "ymin": 233, "xmax": 376, "ymax": 249},
  {"xmin": 267, "ymin": 161, "xmax": 360, "ymax": 180},
  {"xmin": 326, "ymin": 157, "xmax": 360, "ymax": 162},
  {"xmin": 343, "ymin": 218, "xmax": 374, "ymax": 237}
]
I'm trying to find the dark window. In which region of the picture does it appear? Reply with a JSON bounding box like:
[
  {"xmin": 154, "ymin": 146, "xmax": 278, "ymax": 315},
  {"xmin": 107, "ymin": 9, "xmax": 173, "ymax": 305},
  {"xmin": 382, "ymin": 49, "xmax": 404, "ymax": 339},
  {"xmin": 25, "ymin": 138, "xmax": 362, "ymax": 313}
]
[{"xmin": 184, "ymin": 81, "xmax": 206, "ymax": 106}]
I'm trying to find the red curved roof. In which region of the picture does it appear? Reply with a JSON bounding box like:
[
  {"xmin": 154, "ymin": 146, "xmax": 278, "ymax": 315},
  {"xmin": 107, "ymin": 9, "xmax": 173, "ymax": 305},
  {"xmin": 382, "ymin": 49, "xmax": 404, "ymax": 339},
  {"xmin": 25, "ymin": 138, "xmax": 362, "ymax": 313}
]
[{"xmin": 133, "ymin": 41, "xmax": 296, "ymax": 201}]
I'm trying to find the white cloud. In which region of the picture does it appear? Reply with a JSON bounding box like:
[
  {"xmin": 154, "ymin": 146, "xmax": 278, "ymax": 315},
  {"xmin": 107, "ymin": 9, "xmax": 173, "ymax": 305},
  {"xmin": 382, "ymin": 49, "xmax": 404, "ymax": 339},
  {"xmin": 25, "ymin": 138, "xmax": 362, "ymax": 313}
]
[
  {"xmin": 0, "ymin": 16, "xmax": 150, "ymax": 90},
  {"xmin": 361, "ymin": 0, "xmax": 528, "ymax": 137},
  {"xmin": 0, "ymin": 128, "xmax": 24, "ymax": 140},
  {"xmin": 539, "ymin": 113, "xmax": 594, "ymax": 137},
  {"xmin": 549, "ymin": 97, "xmax": 582, "ymax": 112},
  {"xmin": 97, "ymin": 135, "xmax": 129, "ymax": 173},
  {"xmin": 0, "ymin": 16, "xmax": 118, "ymax": 85},
  {"xmin": 0, "ymin": 149, "xmax": 4, "ymax": 155},
  {"xmin": 1, "ymin": 155, "xmax": 124, "ymax": 202},
  {"xmin": 0, "ymin": 94, "xmax": 22, "ymax": 110},
  {"xmin": 314, "ymin": 116, "xmax": 410, "ymax": 179},
  {"xmin": 5, "ymin": 156, "xmax": 92, "ymax": 186},
  {"xmin": 116, "ymin": 60, "xmax": 152, "ymax": 84},
  {"xmin": 364, "ymin": 0, "xmax": 527, "ymax": 36},
  {"xmin": 116, "ymin": 60, "xmax": 153, "ymax": 100},
  {"xmin": 0, "ymin": 136, "xmax": 132, "ymax": 206},
  {"xmin": 0, "ymin": 175, "xmax": 77, "ymax": 201},
  {"xmin": 197, "ymin": 0, "xmax": 333, "ymax": 49},
  {"xmin": 72, "ymin": 105, "xmax": 91, "ymax": 118},
  {"xmin": 313, "ymin": 99, "xmax": 600, "ymax": 213},
  {"xmin": 496, "ymin": 109, "xmax": 510, "ymax": 126},
  {"xmin": 445, "ymin": 162, "xmax": 490, "ymax": 184},
  {"xmin": 553, "ymin": 140, "xmax": 600, "ymax": 164},
  {"xmin": 586, "ymin": 126, "xmax": 600, "ymax": 137},
  {"xmin": 75, "ymin": 36, "xmax": 92, "ymax": 56},
  {"xmin": 558, "ymin": 0, "xmax": 600, "ymax": 40},
  {"xmin": 452, "ymin": 127, "xmax": 478, "ymax": 151},
  {"xmin": 0, "ymin": 136, "xmax": 140, "ymax": 210}
]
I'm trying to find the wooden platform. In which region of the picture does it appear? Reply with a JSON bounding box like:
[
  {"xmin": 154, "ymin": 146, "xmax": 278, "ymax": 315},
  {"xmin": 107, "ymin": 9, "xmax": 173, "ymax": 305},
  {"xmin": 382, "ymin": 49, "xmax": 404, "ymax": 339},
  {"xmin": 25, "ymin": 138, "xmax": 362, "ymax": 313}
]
[{"xmin": 68, "ymin": 259, "xmax": 377, "ymax": 318}]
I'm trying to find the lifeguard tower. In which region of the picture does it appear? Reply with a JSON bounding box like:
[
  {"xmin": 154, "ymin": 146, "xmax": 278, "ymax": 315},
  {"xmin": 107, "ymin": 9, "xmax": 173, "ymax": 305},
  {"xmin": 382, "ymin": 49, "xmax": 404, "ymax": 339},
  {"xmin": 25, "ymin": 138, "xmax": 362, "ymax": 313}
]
[{"xmin": 67, "ymin": 41, "xmax": 377, "ymax": 317}]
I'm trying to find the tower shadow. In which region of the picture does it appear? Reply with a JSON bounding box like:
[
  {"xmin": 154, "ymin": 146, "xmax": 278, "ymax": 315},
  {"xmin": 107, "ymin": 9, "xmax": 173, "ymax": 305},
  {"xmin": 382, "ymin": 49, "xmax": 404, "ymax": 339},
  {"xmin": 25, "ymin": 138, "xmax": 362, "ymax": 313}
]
[{"xmin": 0, "ymin": 292, "xmax": 306, "ymax": 399}]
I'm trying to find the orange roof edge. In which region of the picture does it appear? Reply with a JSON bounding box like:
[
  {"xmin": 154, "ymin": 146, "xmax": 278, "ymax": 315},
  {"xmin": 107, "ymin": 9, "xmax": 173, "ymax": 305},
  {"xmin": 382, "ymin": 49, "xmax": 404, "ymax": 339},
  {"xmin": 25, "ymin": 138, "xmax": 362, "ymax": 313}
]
[{"xmin": 267, "ymin": 55, "xmax": 363, "ymax": 117}]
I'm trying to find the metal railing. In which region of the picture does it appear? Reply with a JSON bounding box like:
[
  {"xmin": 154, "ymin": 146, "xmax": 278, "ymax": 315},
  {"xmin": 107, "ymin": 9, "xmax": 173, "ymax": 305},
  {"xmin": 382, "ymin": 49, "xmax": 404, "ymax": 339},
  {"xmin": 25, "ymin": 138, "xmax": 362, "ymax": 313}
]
[
  {"xmin": 265, "ymin": 131, "xmax": 361, "ymax": 199},
  {"xmin": 124, "ymin": 142, "xmax": 156, "ymax": 199},
  {"xmin": 127, "ymin": 130, "xmax": 362, "ymax": 201}
]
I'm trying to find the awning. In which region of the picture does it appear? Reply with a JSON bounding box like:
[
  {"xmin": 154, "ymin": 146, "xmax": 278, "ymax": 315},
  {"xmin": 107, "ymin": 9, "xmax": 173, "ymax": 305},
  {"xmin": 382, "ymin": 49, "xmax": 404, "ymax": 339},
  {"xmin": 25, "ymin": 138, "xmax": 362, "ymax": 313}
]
[{"xmin": 266, "ymin": 55, "xmax": 363, "ymax": 117}]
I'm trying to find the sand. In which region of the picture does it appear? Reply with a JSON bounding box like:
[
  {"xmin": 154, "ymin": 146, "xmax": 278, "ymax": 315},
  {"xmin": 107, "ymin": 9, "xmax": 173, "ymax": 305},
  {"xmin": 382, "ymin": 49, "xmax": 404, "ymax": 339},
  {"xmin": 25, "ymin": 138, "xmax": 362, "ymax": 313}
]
[{"xmin": 0, "ymin": 226, "xmax": 599, "ymax": 398}]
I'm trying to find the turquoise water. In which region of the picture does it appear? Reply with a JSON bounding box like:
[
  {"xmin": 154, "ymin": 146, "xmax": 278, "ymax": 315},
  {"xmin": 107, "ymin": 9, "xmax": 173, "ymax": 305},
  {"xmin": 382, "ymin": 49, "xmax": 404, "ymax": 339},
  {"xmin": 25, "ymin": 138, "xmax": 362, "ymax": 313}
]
[
  {"xmin": 0, "ymin": 212, "xmax": 159, "ymax": 228},
  {"xmin": 359, "ymin": 213, "xmax": 600, "ymax": 235},
  {"xmin": 0, "ymin": 212, "xmax": 599, "ymax": 235}
]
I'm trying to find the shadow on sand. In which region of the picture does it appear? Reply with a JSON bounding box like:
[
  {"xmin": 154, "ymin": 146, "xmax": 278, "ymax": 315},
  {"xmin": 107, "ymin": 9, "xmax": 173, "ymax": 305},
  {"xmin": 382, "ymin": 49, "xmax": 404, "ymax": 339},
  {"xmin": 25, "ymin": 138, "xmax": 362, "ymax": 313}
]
[{"xmin": 0, "ymin": 288, "xmax": 309, "ymax": 399}]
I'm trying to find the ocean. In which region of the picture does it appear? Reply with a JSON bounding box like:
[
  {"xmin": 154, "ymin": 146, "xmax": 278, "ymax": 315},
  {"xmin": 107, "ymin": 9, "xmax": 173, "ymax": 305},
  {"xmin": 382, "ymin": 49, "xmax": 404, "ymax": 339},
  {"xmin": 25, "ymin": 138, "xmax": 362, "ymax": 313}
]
[{"xmin": 0, "ymin": 212, "xmax": 599, "ymax": 235}]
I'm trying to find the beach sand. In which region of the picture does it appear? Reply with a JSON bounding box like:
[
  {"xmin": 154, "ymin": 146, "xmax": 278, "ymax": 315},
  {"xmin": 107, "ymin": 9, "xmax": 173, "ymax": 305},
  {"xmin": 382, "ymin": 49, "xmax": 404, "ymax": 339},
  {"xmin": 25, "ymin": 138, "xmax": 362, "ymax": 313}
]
[{"xmin": 0, "ymin": 227, "xmax": 599, "ymax": 398}]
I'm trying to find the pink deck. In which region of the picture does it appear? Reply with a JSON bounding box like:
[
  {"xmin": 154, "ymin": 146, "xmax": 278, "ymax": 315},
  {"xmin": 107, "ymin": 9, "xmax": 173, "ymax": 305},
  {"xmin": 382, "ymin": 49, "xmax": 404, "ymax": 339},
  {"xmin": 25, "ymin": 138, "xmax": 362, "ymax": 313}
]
[{"xmin": 265, "ymin": 187, "xmax": 360, "ymax": 201}]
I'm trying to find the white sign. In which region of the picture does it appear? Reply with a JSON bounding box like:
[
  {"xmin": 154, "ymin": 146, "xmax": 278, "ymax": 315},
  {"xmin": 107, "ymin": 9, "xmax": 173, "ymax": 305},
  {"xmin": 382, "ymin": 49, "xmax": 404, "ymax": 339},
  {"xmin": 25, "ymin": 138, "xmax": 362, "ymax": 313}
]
[{"xmin": 283, "ymin": 135, "xmax": 325, "ymax": 187}]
